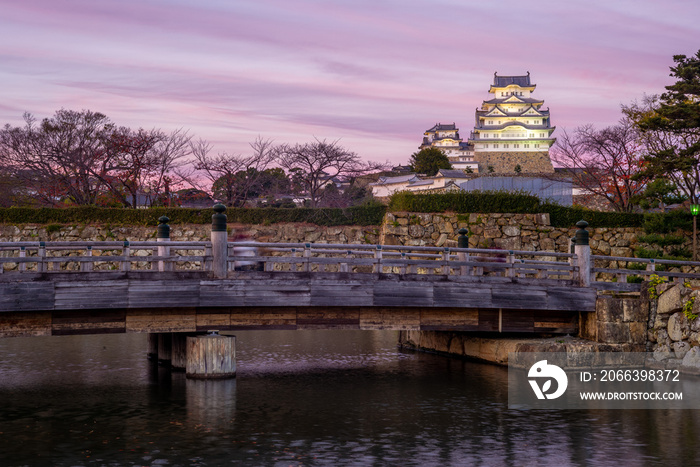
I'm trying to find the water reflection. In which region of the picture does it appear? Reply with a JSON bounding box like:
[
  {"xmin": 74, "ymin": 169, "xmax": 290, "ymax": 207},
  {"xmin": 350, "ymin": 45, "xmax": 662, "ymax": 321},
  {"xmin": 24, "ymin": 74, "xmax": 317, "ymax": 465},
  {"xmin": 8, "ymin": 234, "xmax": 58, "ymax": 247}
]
[{"xmin": 0, "ymin": 331, "xmax": 698, "ymax": 466}]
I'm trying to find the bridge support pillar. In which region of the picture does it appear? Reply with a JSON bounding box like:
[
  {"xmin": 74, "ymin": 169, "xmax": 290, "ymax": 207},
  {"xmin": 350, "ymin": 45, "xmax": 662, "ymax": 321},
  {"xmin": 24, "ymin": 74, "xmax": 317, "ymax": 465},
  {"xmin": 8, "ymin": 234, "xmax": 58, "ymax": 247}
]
[
  {"xmin": 147, "ymin": 333, "xmax": 159, "ymax": 360},
  {"xmin": 186, "ymin": 332, "xmax": 236, "ymax": 379},
  {"xmin": 158, "ymin": 333, "xmax": 172, "ymax": 365},
  {"xmin": 171, "ymin": 332, "xmax": 190, "ymax": 370}
]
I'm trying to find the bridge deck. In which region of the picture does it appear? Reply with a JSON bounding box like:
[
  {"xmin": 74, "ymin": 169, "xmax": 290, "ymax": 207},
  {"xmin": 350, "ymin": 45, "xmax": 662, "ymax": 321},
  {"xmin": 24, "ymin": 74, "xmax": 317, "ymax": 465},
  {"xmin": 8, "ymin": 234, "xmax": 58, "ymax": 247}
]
[{"xmin": 0, "ymin": 271, "xmax": 594, "ymax": 338}]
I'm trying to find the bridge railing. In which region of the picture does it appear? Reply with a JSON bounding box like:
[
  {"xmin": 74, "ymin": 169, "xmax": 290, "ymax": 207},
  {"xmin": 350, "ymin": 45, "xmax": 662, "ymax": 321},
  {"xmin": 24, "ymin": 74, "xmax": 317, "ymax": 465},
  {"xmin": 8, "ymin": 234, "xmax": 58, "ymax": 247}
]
[
  {"xmin": 0, "ymin": 240, "xmax": 579, "ymax": 281},
  {"xmin": 591, "ymin": 255, "xmax": 700, "ymax": 291},
  {"xmin": 0, "ymin": 241, "xmax": 212, "ymax": 273},
  {"xmin": 229, "ymin": 242, "xmax": 579, "ymax": 281}
]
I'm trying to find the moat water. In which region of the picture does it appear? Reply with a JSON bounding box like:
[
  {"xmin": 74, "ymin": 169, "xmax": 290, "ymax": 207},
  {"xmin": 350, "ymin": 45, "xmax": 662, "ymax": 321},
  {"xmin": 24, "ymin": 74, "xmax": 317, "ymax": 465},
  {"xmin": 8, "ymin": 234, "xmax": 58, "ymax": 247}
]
[{"xmin": 0, "ymin": 330, "xmax": 699, "ymax": 466}]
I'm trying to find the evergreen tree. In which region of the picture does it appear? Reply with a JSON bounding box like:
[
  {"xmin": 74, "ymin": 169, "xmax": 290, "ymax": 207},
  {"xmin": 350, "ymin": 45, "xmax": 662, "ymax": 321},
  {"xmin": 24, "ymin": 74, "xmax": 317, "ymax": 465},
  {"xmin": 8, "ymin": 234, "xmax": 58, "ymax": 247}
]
[
  {"xmin": 632, "ymin": 50, "xmax": 700, "ymax": 203},
  {"xmin": 408, "ymin": 147, "xmax": 452, "ymax": 176}
]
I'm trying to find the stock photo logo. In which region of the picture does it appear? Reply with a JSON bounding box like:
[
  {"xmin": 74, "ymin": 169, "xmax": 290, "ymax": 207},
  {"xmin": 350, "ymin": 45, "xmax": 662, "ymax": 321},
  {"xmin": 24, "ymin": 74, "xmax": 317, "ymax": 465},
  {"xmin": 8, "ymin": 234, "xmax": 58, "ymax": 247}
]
[{"xmin": 528, "ymin": 360, "xmax": 568, "ymax": 400}]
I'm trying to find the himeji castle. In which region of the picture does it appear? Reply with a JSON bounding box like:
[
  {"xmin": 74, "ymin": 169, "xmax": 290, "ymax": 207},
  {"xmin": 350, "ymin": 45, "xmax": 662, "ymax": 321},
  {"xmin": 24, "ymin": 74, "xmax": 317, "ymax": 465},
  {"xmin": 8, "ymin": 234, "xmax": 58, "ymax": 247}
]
[
  {"xmin": 467, "ymin": 72, "xmax": 556, "ymax": 173},
  {"xmin": 419, "ymin": 72, "xmax": 556, "ymax": 174}
]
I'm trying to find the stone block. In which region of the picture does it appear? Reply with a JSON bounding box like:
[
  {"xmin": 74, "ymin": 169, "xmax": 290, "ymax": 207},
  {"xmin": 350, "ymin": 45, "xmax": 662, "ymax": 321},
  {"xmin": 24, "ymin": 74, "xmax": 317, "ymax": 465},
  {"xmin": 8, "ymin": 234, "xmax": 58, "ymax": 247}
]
[
  {"xmin": 653, "ymin": 344, "xmax": 672, "ymax": 361},
  {"xmin": 503, "ymin": 226, "xmax": 520, "ymax": 237},
  {"xmin": 535, "ymin": 213, "xmax": 550, "ymax": 225},
  {"xmin": 672, "ymin": 341, "xmax": 691, "ymax": 359},
  {"xmin": 682, "ymin": 346, "xmax": 700, "ymax": 369},
  {"xmin": 629, "ymin": 322, "xmax": 648, "ymax": 345},
  {"xmin": 668, "ymin": 312, "xmax": 690, "ymax": 342},
  {"xmin": 383, "ymin": 234, "xmax": 401, "ymax": 246},
  {"xmin": 657, "ymin": 329, "xmax": 670, "ymax": 346},
  {"xmin": 448, "ymin": 336, "xmax": 464, "ymax": 356},
  {"xmin": 597, "ymin": 322, "xmax": 630, "ymax": 344},
  {"xmin": 657, "ymin": 284, "xmax": 684, "ymax": 315},
  {"xmin": 483, "ymin": 228, "xmax": 500, "ymax": 239},
  {"xmin": 408, "ymin": 225, "xmax": 425, "ymax": 238},
  {"xmin": 622, "ymin": 298, "xmax": 648, "ymax": 323},
  {"xmin": 463, "ymin": 338, "xmax": 481, "ymax": 358},
  {"xmin": 596, "ymin": 297, "xmax": 623, "ymax": 323}
]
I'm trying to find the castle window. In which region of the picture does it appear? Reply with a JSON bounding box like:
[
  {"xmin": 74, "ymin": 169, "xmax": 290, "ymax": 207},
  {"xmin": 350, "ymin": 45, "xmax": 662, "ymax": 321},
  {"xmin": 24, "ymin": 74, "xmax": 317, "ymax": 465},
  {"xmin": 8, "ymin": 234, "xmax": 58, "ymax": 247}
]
[
  {"xmin": 524, "ymin": 144, "xmax": 530, "ymax": 148},
  {"xmin": 514, "ymin": 144, "xmax": 519, "ymax": 148},
  {"xmin": 484, "ymin": 144, "xmax": 489, "ymax": 148},
  {"xmin": 503, "ymin": 144, "xmax": 509, "ymax": 148},
  {"xmin": 494, "ymin": 144, "xmax": 499, "ymax": 148}
]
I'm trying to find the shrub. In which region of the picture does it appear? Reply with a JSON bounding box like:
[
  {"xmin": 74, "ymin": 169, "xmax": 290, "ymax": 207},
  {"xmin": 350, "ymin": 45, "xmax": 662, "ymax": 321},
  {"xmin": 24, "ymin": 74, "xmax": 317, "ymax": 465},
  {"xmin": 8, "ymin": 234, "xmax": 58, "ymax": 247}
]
[
  {"xmin": 389, "ymin": 190, "xmax": 541, "ymax": 214},
  {"xmin": 387, "ymin": 192, "xmax": 645, "ymax": 228},
  {"xmin": 643, "ymin": 210, "xmax": 691, "ymax": 234},
  {"xmin": 0, "ymin": 205, "xmax": 386, "ymax": 227},
  {"xmin": 636, "ymin": 233, "xmax": 685, "ymax": 246}
]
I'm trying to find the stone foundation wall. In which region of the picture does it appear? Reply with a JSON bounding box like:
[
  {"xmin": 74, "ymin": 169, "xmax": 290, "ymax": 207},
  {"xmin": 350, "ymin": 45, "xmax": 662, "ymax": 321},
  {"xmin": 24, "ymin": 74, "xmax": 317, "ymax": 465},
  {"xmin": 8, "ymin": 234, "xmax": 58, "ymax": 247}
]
[
  {"xmin": 381, "ymin": 212, "xmax": 691, "ymax": 265},
  {"xmin": 474, "ymin": 151, "xmax": 554, "ymax": 174},
  {"xmin": 647, "ymin": 282, "xmax": 700, "ymax": 368},
  {"xmin": 0, "ymin": 223, "xmax": 380, "ymax": 245}
]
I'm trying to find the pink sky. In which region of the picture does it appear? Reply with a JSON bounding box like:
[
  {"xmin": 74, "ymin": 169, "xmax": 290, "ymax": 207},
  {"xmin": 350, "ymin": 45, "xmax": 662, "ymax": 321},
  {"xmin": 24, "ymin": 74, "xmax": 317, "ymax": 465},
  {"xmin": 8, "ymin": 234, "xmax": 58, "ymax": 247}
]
[{"xmin": 1, "ymin": 0, "xmax": 698, "ymax": 166}]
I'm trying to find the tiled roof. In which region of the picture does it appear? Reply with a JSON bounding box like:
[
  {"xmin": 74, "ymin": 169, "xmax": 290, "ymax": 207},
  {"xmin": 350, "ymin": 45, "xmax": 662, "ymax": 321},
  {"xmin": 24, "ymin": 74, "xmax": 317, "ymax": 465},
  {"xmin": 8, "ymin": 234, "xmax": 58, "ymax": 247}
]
[
  {"xmin": 425, "ymin": 122, "xmax": 457, "ymax": 132},
  {"xmin": 370, "ymin": 174, "xmax": 419, "ymax": 186},
  {"xmin": 435, "ymin": 169, "xmax": 471, "ymax": 178},
  {"xmin": 407, "ymin": 179, "xmax": 434, "ymax": 187},
  {"xmin": 483, "ymin": 97, "xmax": 543, "ymax": 105},
  {"xmin": 476, "ymin": 106, "xmax": 550, "ymax": 118},
  {"xmin": 492, "ymin": 73, "xmax": 531, "ymax": 87},
  {"xmin": 474, "ymin": 121, "xmax": 555, "ymax": 131}
]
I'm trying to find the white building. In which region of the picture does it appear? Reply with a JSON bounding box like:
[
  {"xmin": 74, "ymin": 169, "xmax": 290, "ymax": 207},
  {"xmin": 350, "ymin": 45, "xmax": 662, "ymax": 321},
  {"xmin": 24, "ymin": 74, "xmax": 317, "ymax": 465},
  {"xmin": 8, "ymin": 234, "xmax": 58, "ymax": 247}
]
[
  {"xmin": 370, "ymin": 169, "xmax": 472, "ymax": 198},
  {"xmin": 419, "ymin": 123, "xmax": 479, "ymax": 173},
  {"xmin": 467, "ymin": 72, "xmax": 556, "ymax": 153}
]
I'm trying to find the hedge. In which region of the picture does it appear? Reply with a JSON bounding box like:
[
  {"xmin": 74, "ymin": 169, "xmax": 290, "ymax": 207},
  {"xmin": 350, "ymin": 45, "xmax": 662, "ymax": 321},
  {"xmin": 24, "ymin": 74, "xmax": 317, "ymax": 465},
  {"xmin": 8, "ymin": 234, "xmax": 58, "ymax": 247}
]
[
  {"xmin": 387, "ymin": 191, "xmax": 680, "ymax": 229},
  {"xmin": 389, "ymin": 191, "xmax": 541, "ymax": 214},
  {"xmin": 0, "ymin": 205, "xmax": 387, "ymax": 227}
]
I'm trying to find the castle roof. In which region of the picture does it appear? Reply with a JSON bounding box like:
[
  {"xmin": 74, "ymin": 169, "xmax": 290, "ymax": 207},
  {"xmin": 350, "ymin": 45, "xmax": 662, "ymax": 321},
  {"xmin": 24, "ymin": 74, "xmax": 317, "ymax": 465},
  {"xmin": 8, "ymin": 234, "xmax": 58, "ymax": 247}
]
[
  {"xmin": 370, "ymin": 174, "xmax": 419, "ymax": 186},
  {"xmin": 489, "ymin": 72, "xmax": 536, "ymax": 93},
  {"xmin": 483, "ymin": 97, "xmax": 544, "ymax": 105},
  {"xmin": 425, "ymin": 122, "xmax": 457, "ymax": 132},
  {"xmin": 434, "ymin": 169, "xmax": 471, "ymax": 178},
  {"xmin": 476, "ymin": 106, "xmax": 550, "ymax": 119},
  {"xmin": 474, "ymin": 121, "xmax": 555, "ymax": 131},
  {"xmin": 493, "ymin": 74, "xmax": 531, "ymax": 87}
]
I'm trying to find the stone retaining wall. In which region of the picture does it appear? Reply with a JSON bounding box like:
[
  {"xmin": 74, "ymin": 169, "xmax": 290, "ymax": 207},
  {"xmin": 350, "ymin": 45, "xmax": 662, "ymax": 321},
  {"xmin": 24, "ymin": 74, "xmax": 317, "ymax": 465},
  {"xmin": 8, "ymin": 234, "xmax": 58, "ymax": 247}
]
[
  {"xmin": 473, "ymin": 151, "xmax": 555, "ymax": 174},
  {"xmin": 647, "ymin": 281, "xmax": 700, "ymax": 368}
]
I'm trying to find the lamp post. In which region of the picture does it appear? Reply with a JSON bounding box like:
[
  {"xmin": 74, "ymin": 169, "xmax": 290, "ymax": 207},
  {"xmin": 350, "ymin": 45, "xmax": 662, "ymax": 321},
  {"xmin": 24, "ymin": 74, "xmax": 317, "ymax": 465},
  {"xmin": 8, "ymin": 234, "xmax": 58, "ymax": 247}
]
[{"xmin": 691, "ymin": 204, "xmax": 699, "ymax": 261}]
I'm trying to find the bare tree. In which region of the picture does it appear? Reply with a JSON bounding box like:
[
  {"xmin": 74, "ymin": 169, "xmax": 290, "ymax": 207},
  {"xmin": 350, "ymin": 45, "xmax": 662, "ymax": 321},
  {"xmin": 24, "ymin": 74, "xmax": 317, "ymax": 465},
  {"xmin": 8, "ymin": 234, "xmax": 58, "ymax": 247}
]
[
  {"xmin": 0, "ymin": 110, "xmax": 115, "ymax": 206},
  {"xmin": 192, "ymin": 136, "xmax": 275, "ymax": 206},
  {"xmin": 275, "ymin": 138, "xmax": 386, "ymax": 207},
  {"xmin": 551, "ymin": 118, "xmax": 646, "ymax": 212}
]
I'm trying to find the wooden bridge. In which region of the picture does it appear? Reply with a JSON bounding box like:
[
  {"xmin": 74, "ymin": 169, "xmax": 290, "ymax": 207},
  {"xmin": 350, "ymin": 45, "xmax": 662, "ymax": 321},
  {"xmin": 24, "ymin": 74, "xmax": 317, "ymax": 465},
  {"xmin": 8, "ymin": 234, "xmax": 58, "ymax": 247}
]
[{"xmin": 2, "ymin": 215, "xmax": 700, "ymax": 339}]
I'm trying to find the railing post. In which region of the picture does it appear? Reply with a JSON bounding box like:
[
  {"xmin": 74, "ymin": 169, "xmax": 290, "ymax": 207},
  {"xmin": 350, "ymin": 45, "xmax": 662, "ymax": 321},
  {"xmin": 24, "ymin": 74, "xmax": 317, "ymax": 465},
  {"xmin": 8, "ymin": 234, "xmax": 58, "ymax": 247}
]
[
  {"xmin": 81, "ymin": 245, "xmax": 93, "ymax": 272},
  {"xmin": 211, "ymin": 204, "xmax": 228, "ymax": 278},
  {"xmin": 341, "ymin": 250, "xmax": 351, "ymax": 273},
  {"xmin": 37, "ymin": 242, "xmax": 45, "ymax": 273},
  {"xmin": 374, "ymin": 245, "xmax": 382, "ymax": 273},
  {"xmin": 157, "ymin": 216, "xmax": 171, "ymax": 272},
  {"xmin": 646, "ymin": 258, "xmax": 656, "ymax": 275},
  {"xmin": 506, "ymin": 250, "xmax": 515, "ymax": 278},
  {"xmin": 121, "ymin": 241, "xmax": 131, "ymax": 272},
  {"xmin": 303, "ymin": 243, "xmax": 311, "ymax": 272},
  {"xmin": 574, "ymin": 220, "xmax": 591, "ymax": 287},
  {"xmin": 457, "ymin": 228, "xmax": 469, "ymax": 276},
  {"xmin": 442, "ymin": 247, "xmax": 450, "ymax": 275},
  {"xmin": 19, "ymin": 246, "xmax": 26, "ymax": 272}
]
